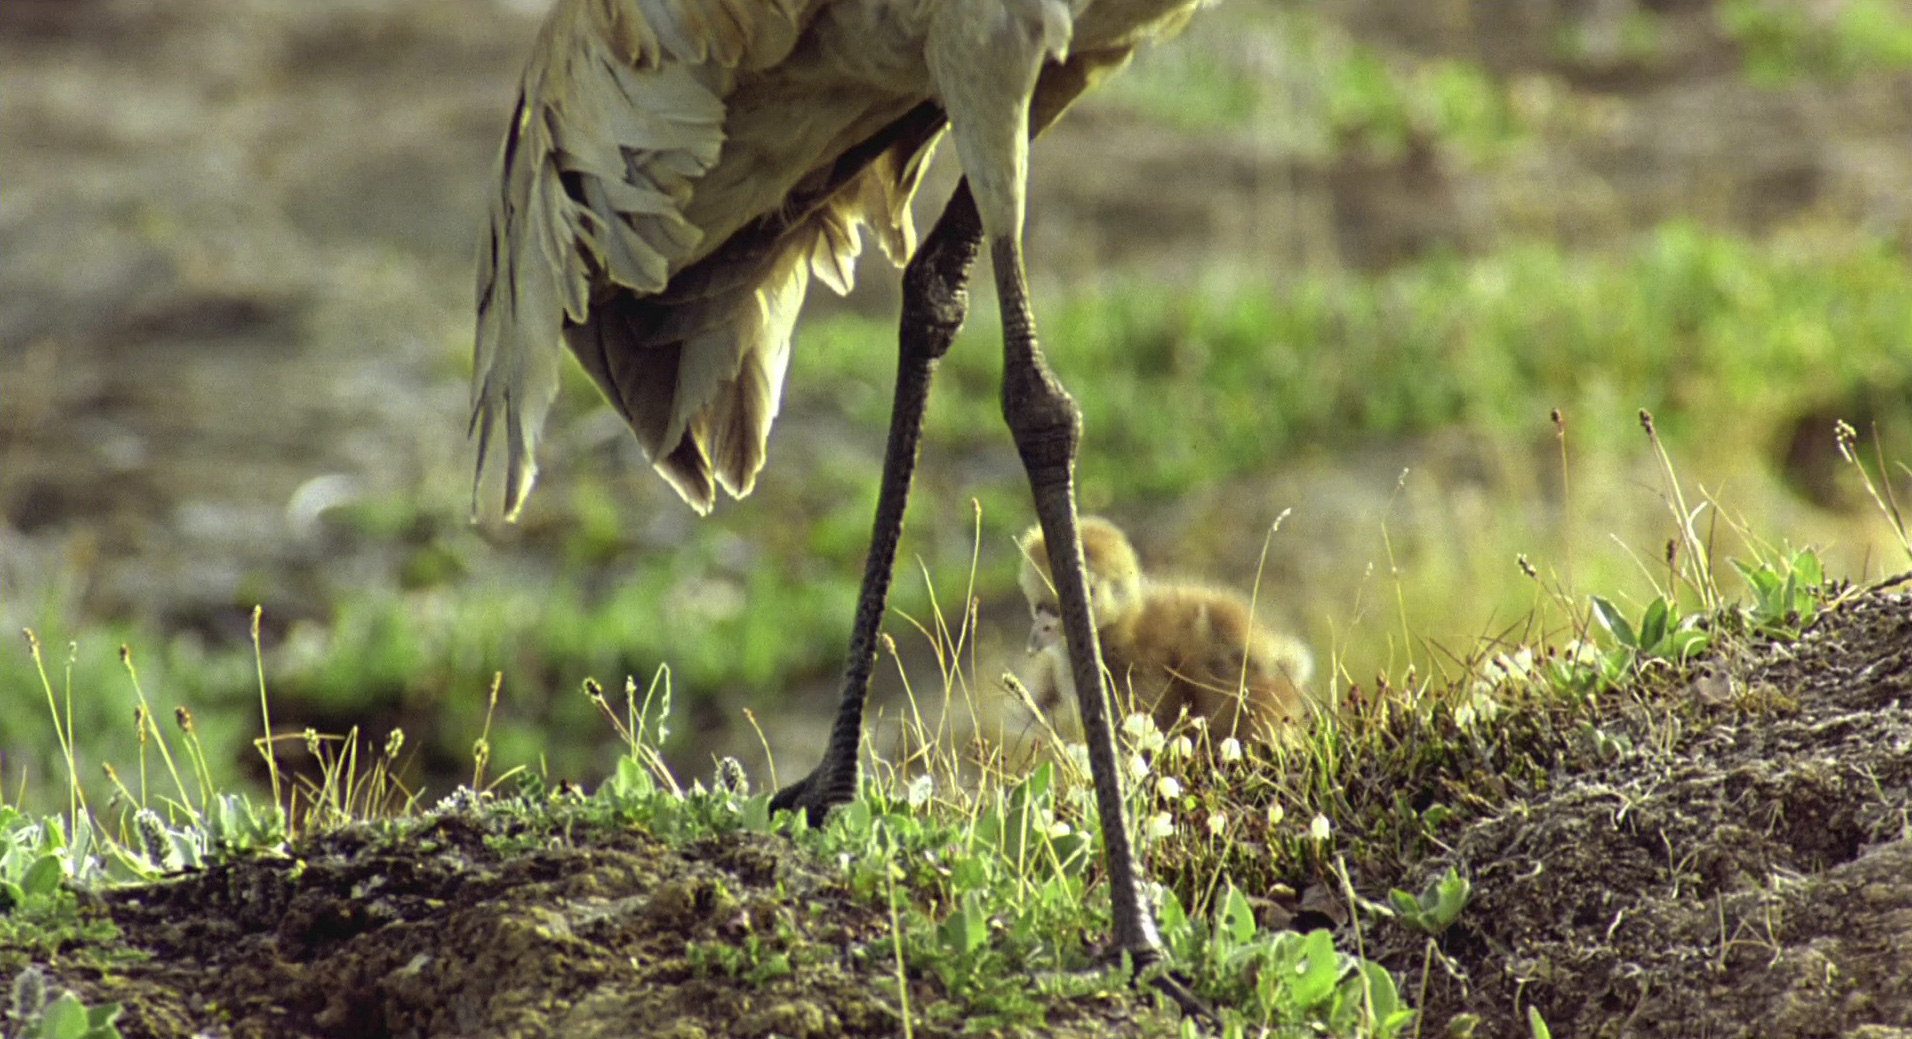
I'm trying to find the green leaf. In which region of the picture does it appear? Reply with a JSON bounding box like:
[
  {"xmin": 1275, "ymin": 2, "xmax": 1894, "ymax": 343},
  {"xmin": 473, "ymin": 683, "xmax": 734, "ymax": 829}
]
[
  {"xmin": 949, "ymin": 854, "xmax": 989, "ymax": 892},
  {"xmin": 1590, "ymin": 596, "xmax": 1637, "ymax": 649},
  {"xmin": 1356, "ymin": 960, "xmax": 1408, "ymax": 1036},
  {"xmin": 21, "ymin": 854, "xmax": 63, "ymax": 898},
  {"xmin": 835, "ymin": 799, "xmax": 873, "ymax": 837},
  {"xmin": 741, "ymin": 794, "xmax": 771, "ymax": 832},
  {"xmin": 607, "ymin": 756, "xmax": 652, "ymax": 801},
  {"xmin": 1218, "ymin": 884, "xmax": 1256, "ymax": 945},
  {"xmin": 1732, "ymin": 557, "xmax": 1779, "ymax": 596},
  {"xmin": 1387, "ymin": 866, "xmax": 1471, "ymax": 935},
  {"xmin": 1287, "ymin": 929, "xmax": 1342, "ymax": 1007},
  {"xmin": 1428, "ymin": 867, "xmax": 1472, "ymax": 931},
  {"xmin": 85, "ymin": 1000, "xmax": 125, "ymax": 1031},
  {"xmin": 1049, "ymin": 829, "xmax": 1090, "ymax": 877},
  {"xmin": 1667, "ymin": 629, "xmax": 1712, "ymax": 660},
  {"xmin": 1016, "ymin": 762, "xmax": 1054, "ymax": 804},
  {"xmin": 1793, "ymin": 549, "xmax": 1823, "ymax": 588},
  {"xmin": 1158, "ymin": 886, "xmax": 1189, "ymax": 935},
  {"xmin": 940, "ymin": 895, "xmax": 987, "ymax": 956},
  {"xmin": 38, "ymin": 992, "xmax": 89, "ymax": 1039},
  {"xmin": 1638, "ymin": 597, "xmax": 1671, "ymax": 652}
]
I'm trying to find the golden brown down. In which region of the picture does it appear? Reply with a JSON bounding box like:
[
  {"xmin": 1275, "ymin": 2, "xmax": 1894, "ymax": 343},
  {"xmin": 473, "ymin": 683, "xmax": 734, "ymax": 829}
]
[{"xmin": 1017, "ymin": 517, "xmax": 1312, "ymax": 742}]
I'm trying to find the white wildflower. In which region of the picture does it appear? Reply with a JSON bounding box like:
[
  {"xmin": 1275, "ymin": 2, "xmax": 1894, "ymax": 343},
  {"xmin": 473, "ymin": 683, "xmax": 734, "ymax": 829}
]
[{"xmin": 905, "ymin": 773, "xmax": 934, "ymax": 808}]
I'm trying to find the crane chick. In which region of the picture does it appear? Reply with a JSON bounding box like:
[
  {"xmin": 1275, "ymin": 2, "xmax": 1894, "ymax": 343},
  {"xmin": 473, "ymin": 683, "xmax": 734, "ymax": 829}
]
[{"xmin": 1017, "ymin": 517, "xmax": 1311, "ymax": 743}]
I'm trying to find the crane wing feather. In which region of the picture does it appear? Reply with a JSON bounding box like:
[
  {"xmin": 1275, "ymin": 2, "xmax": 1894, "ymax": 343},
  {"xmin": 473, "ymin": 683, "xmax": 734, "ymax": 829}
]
[
  {"xmin": 472, "ymin": 0, "xmax": 801, "ymax": 520},
  {"xmin": 473, "ymin": 0, "xmax": 941, "ymax": 519}
]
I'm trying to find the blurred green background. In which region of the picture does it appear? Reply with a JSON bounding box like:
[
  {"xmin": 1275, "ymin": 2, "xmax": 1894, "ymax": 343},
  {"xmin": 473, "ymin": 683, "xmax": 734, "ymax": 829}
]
[{"xmin": 3, "ymin": 0, "xmax": 1908, "ymax": 817}]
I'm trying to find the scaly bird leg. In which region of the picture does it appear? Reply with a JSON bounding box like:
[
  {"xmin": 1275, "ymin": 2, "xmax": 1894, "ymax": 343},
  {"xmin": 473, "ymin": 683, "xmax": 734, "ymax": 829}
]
[
  {"xmin": 770, "ymin": 181, "xmax": 985, "ymax": 824},
  {"xmin": 993, "ymin": 235, "xmax": 1211, "ymax": 1020},
  {"xmin": 991, "ymin": 234, "xmax": 1150, "ymax": 950}
]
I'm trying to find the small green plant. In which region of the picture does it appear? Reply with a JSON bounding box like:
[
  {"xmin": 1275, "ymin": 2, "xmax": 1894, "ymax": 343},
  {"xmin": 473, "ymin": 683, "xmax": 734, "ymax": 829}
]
[
  {"xmin": 1589, "ymin": 594, "xmax": 1712, "ymax": 668},
  {"xmin": 687, "ymin": 933, "xmax": 795, "ymax": 987},
  {"xmin": 0, "ymin": 811, "xmax": 73, "ymax": 912},
  {"xmin": 1730, "ymin": 549, "xmax": 1824, "ymax": 636},
  {"xmin": 584, "ymin": 679, "xmax": 777, "ymax": 842},
  {"xmin": 0, "ymin": 808, "xmax": 121, "ymax": 962},
  {"xmin": 1159, "ymin": 885, "xmax": 1415, "ymax": 1038},
  {"xmin": 967, "ymin": 762, "xmax": 1093, "ymax": 886},
  {"xmin": 6, "ymin": 968, "xmax": 123, "ymax": 1039},
  {"xmin": 201, "ymin": 792, "xmax": 288, "ymax": 859},
  {"xmin": 10, "ymin": 993, "xmax": 124, "ymax": 1039},
  {"xmin": 1, "ymin": 820, "xmax": 123, "ymax": 980},
  {"xmin": 811, "ymin": 768, "xmax": 1102, "ymax": 1027},
  {"xmin": 1385, "ymin": 867, "xmax": 1472, "ymax": 937},
  {"xmin": 115, "ymin": 792, "xmax": 287, "ymax": 880}
]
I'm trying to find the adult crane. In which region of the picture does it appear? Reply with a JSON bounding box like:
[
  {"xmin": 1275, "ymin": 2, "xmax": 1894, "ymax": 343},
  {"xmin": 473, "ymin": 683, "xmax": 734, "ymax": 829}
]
[{"xmin": 470, "ymin": 0, "xmax": 1208, "ymax": 1006}]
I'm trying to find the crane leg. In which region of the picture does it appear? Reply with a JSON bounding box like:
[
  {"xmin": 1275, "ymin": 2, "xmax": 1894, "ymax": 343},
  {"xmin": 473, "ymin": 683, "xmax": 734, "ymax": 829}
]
[
  {"xmin": 992, "ymin": 235, "xmax": 1210, "ymax": 1019},
  {"xmin": 770, "ymin": 183, "xmax": 1209, "ymax": 1020},
  {"xmin": 770, "ymin": 181, "xmax": 985, "ymax": 824},
  {"xmin": 990, "ymin": 234, "xmax": 1152, "ymax": 952}
]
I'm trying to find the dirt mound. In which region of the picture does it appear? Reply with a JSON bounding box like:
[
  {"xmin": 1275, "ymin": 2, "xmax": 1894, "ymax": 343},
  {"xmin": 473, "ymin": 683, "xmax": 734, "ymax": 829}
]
[
  {"xmin": 1384, "ymin": 583, "xmax": 1912, "ymax": 1037},
  {"xmin": 84, "ymin": 818, "xmax": 886, "ymax": 1038},
  {"xmin": 46, "ymin": 806, "xmax": 1160, "ymax": 1039}
]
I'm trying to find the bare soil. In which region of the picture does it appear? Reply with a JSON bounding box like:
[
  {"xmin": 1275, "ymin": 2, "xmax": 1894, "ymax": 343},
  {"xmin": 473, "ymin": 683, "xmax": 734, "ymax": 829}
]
[
  {"xmin": 75, "ymin": 821, "xmax": 1096, "ymax": 1038},
  {"xmin": 1368, "ymin": 581, "xmax": 1912, "ymax": 1038},
  {"xmin": 47, "ymin": 803, "xmax": 1171, "ymax": 1039}
]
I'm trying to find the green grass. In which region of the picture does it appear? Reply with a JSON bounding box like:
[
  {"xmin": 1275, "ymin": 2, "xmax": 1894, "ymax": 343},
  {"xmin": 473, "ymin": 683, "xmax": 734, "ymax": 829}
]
[
  {"xmin": 800, "ymin": 221, "xmax": 1909, "ymax": 503},
  {"xmin": 1720, "ymin": 0, "xmax": 1912, "ymax": 84},
  {"xmin": 0, "ymin": 608, "xmax": 262, "ymax": 823},
  {"xmin": 1096, "ymin": 6, "xmax": 1532, "ymax": 161}
]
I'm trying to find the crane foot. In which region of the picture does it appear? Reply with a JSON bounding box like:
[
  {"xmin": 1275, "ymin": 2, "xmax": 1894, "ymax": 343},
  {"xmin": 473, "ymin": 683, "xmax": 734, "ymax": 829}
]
[{"xmin": 768, "ymin": 764, "xmax": 853, "ymax": 828}]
